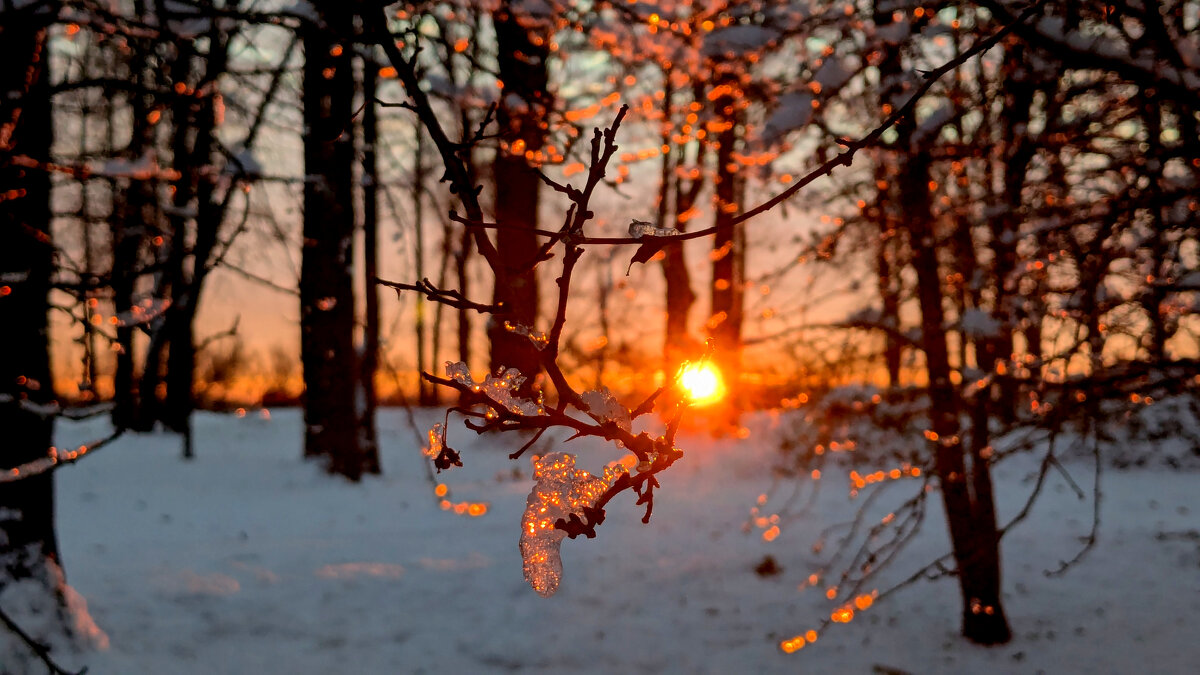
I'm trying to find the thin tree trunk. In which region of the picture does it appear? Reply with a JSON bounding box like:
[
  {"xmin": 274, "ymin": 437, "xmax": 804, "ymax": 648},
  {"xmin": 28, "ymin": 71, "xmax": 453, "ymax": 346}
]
[
  {"xmin": 0, "ymin": 16, "xmax": 76, "ymax": 652},
  {"xmin": 300, "ymin": 8, "xmax": 365, "ymax": 479},
  {"xmin": 359, "ymin": 58, "xmax": 381, "ymax": 473},
  {"xmin": 488, "ymin": 0, "xmax": 549, "ymax": 392},
  {"xmin": 988, "ymin": 44, "xmax": 1037, "ymax": 420},
  {"xmin": 907, "ymin": 151, "xmax": 1011, "ymax": 645},
  {"xmin": 658, "ymin": 72, "xmax": 700, "ymax": 372},
  {"xmin": 874, "ymin": 0, "xmax": 905, "ymax": 387},
  {"xmin": 164, "ymin": 26, "xmax": 229, "ymax": 456},
  {"xmin": 709, "ymin": 84, "xmax": 744, "ymax": 421},
  {"xmin": 413, "ymin": 115, "xmax": 434, "ymax": 405}
]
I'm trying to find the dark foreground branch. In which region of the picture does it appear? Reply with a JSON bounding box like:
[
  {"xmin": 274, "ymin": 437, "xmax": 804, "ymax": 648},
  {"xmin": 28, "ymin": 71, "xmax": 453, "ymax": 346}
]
[{"xmin": 0, "ymin": 604, "xmax": 87, "ymax": 675}]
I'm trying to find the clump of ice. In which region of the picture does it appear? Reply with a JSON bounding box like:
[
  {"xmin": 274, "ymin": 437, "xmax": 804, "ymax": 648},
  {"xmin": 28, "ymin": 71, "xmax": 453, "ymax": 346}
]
[
  {"xmin": 444, "ymin": 362, "xmax": 543, "ymax": 416},
  {"xmin": 503, "ymin": 321, "xmax": 549, "ymax": 351},
  {"xmin": 424, "ymin": 423, "xmax": 445, "ymax": 461},
  {"xmin": 519, "ymin": 453, "xmax": 624, "ymax": 597},
  {"xmin": 628, "ymin": 220, "xmax": 680, "ymax": 238},
  {"xmin": 582, "ymin": 387, "xmax": 631, "ymax": 433}
]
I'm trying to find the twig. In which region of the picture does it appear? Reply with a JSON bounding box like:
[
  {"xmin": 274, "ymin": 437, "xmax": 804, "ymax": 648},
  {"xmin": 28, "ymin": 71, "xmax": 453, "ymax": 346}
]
[
  {"xmin": 375, "ymin": 277, "xmax": 501, "ymax": 314},
  {"xmin": 0, "ymin": 430, "xmax": 124, "ymax": 483},
  {"xmin": 0, "ymin": 604, "xmax": 88, "ymax": 675}
]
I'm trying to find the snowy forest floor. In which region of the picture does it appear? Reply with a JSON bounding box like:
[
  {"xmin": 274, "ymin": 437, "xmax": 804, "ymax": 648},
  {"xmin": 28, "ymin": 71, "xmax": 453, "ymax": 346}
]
[{"xmin": 36, "ymin": 409, "xmax": 1200, "ymax": 673}]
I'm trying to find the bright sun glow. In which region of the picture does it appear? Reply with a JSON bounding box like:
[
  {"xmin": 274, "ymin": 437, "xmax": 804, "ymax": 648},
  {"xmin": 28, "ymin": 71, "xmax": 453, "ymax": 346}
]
[{"xmin": 679, "ymin": 363, "xmax": 725, "ymax": 406}]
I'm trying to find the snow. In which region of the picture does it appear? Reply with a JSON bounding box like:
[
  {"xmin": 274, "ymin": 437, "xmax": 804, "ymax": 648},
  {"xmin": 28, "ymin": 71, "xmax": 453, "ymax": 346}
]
[
  {"xmin": 226, "ymin": 147, "xmax": 263, "ymax": 178},
  {"xmin": 960, "ymin": 308, "xmax": 1001, "ymax": 338},
  {"xmin": 702, "ymin": 26, "xmax": 780, "ymax": 57},
  {"xmin": 813, "ymin": 57, "xmax": 854, "ymax": 91},
  {"xmin": 93, "ymin": 151, "xmax": 171, "ymax": 180},
  {"xmin": 876, "ymin": 19, "xmax": 911, "ymax": 45},
  {"xmin": 0, "ymin": 558, "xmax": 107, "ymax": 672},
  {"xmin": 25, "ymin": 409, "xmax": 1200, "ymax": 673},
  {"xmin": 762, "ymin": 91, "xmax": 814, "ymax": 142}
]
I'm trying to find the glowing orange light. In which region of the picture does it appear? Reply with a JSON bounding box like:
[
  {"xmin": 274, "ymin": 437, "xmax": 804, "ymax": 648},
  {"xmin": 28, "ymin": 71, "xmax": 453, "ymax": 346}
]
[{"xmin": 678, "ymin": 362, "xmax": 724, "ymax": 406}]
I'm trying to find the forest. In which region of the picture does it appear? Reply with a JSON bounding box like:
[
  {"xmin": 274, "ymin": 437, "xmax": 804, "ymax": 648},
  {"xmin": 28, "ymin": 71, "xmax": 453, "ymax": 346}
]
[{"xmin": 2, "ymin": 0, "xmax": 1198, "ymax": 672}]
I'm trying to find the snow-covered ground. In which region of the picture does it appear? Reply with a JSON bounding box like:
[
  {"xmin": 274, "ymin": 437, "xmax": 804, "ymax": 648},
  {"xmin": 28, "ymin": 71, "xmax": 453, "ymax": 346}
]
[{"xmin": 34, "ymin": 409, "xmax": 1200, "ymax": 673}]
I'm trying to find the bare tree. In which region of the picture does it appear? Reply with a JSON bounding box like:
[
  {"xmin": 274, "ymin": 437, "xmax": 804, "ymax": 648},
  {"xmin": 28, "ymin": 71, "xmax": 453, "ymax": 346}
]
[
  {"xmin": 1, "ymin": 6, "xmax": 97, "ymax": 670},
  {"xmin": 487, "ymin": 0, "xmax": 554, "ymax": 394},
  {"xmin": 300, "ymin": 6, "xmax": 378, "ymax": 478}
]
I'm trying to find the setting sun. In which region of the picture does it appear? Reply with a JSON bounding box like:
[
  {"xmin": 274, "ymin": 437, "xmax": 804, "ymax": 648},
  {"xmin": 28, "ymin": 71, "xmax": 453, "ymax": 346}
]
[{"xmin": 679, "ymin": 362, "xmax": 725, "ymax": 406}]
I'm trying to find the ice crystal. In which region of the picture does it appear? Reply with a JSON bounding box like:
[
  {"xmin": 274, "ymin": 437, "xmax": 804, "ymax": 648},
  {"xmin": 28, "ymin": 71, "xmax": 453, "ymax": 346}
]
[
  {"xmin": 503, "ymin": 320, "xmax": 550, "ymax": 350},
  {"xmin": 425, "ymin": 423, "xmax": 444, "ymax": 460},
  {"xmin": 581, "ymin": 387, "xmax": 631, "ymax": 433},
  {"xmin": 519, "ymin": 453, "xmax": 625, "ymax": 597},
  {"xmin": 443, "ymin": 362, "xmax": 543, "ymax": 416}
]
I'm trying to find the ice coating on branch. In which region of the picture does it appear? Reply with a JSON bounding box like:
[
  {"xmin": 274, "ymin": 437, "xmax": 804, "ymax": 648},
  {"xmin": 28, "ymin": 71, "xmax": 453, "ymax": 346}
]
[
  {"xmin": 628, "ymin": 220, "xmax": 680, "ymax": 238},
  {"xmin": 582, "ymin": 387, "xmax": 631, "ymax": 433},
  {"xmin": 424, "ymin": 423, "xmax": 444, "ymax": 460},
  {"xmin": 443, "ymin": 362, "xmax": 543, "ymax": 415},
  {"xmin": 503, "ymin": 321, "xmax": 550, "ymax": 350},
  {"xmin": 519, "ymin": 453, "xmax": 624, "ymax": 597}
]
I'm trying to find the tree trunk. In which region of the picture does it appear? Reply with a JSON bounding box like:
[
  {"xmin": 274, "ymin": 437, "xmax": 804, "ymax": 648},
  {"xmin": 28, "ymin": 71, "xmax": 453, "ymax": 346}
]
[
  {"xmin": 412, "ymin": 114, "xmax": 435, "ymax": 405},
  {"xmin": 300, "ymin": 8, "xmax": 366, "ymax": 479},
  {"xmin": 907, "ymin": 152, "xmax": 1011, "ymax": 645},
  {"xmin": 0, "ymin": 15, "xmax": 80, "ymax": 658},
  {"xmin": 708, "ymin": 84, "xmax": 743, "ymax": 422},
  {"xmin": 488, "ymin": 0, "xmax": 549, "ymax": 392},
  {"xmin": 873, "ymin": 0, "xmax": 905, "ymax": 387},
  {"xmin": 164, "ymin": 25, "xmax": 229, "ymax": 457},
  {"xmin": 988, "ymin": 44, "xmax": 1037, "ymax": 420},
  {"xmin": 658, "ymin": 74, "xmax": 701, "ymax": 372},
  {"xmin": 110, "ymin": 79, "xmax": 156, "ymax": 431},
  {"xmin": 457, "ymin": 225, "xmax": 473, "ymax": 367},
  {"xmin": 358, "ymin": 58, "xmax": 381, "ymax": 473}
]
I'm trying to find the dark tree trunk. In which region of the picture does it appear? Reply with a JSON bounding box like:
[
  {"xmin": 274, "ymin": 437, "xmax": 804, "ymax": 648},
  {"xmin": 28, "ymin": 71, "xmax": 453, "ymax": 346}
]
[
  {"xmin": 358, "ymin": 58, "xmax": 381, "ymax": 473},
  {"xmin": 988, "ymin": 44, "xmax": 1038, "ymax": 421},
  {"xmin": 412, "ymin": 114, "xmax": 435, "ymax": 405},
  {"xmin": 164, "ymin": 25, "xmax": 229, "ymax": 458},
  {"xmin": 488, "ymin": 0, "xmax": 549, "ymax": 392},
  {"xmin": 110, "ymin": 84, "xmax": 156, "ymax": 431},
  {"xmin": 873, "ymin": 0, "xmax": 905, "ymax": 387},
  {"xmin": 708, "ymin": 85, "xmax": 743, "ymax": 419},
  {"xmin": 457, "ymin": 225, "xmax": 473, "ymax": 367},
  {"xmin": 658, "ymin": 74, "xmax": 701, "ymax": 372},
  {"xmin": 136, "ymin": 24, "xmax": 196, "ymax": 434},
  {"xmin": 906, "ymin": 152, "xmax": 1011, "ymax": 645},
  {"xmin": 0, "ymin": 13, "xmax": 76, "ymax": 651},
  {"xmin": 300, "ymin": 8, "xmax": 367, "ymax": 479}
]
